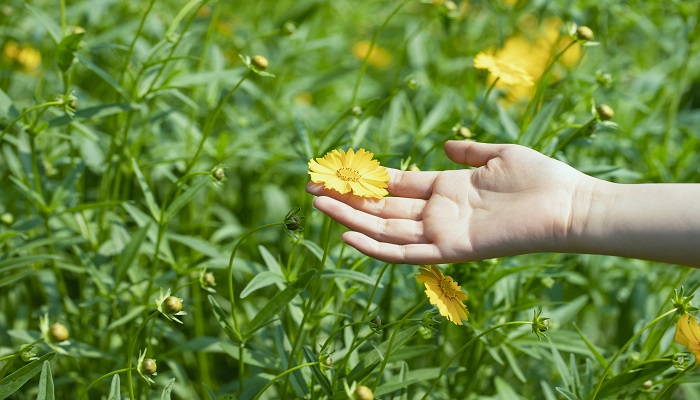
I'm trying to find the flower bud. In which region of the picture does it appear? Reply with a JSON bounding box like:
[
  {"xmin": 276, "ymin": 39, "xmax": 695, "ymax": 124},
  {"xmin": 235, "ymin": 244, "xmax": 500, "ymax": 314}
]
[
  {"xmin": 251, "ymin": 55, "xmax": 268, "ymax": 71},
  {"xmin": 213, "ymin": 167, "xmax": 225, "ymax": 181},
  {"xmin": 351, "ymin": 105, "xmax": 363, "ymax": 117},
  {"xmin": 1, "ymin": 212, "xmax": 14, "ymax": 226},
  {"xmin": 203, "ymin": 272, "xmax": 216, "ymax": 287},
  {"xmin": 163, "ymin": 296, "xmax": 183, "ymax": 314},
  {"xmin": 642, "ymin": 380, "xmax": 653, "ymax": 390},
  {"xmin": 141, "ymin": 358, "xmax": 157, "ymax": 375},
  {"xmin": 285, "ymin": 215, "xmax": 303, "ymax": 231},
  {"xmin": 408, "ymin": 164, "xmax": 420, "ymax": 172},
  {"xmin": 596, "ymin": 104, "xmax": 614, "ymax": 121},
  {"xmin": 457, "ymin": 127, "xmax": 472, "ymax": 139},
  {"xmin": 50, "ymin": 322, "xmax": 69, "ymax": 342},
  {"xmin": 354, "ymin": 385, "xmax": 374, "ymax": 400},
  {"xmin": 576, "ymin": 26, "xmax": 594, "ymax": 41},
  {"xmin": 283, "ymin": 21, "xmax": 297, "ymax": 36}
]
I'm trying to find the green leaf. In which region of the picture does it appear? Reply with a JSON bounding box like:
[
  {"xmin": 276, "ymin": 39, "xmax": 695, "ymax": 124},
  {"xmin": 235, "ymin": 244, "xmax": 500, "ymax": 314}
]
[
  {"xmin": 131, "ymin": 158, "xmax": 161, "ymax": 222},
  {"xmin": 48, "ymin": 162, "xmax": 84, "ymax": 212},
  {"xmin": 0, "ymin": 270, "xmax": 34, "ymax": 289},
  {"xmin": 302, "ymin": 347, "xmax": 332, "ymax": 396},
  {"xmin": 48, "ymin": 104, "xmax": 139, "ymax": 128},
  {"xmin": 375, "ymin": 366, "xmax": 462, "ymax": 397},
  {"xmin": 114, "ymin": 224, "xmax": 150, "ymax": 287},
  {"xmin": 160, "ymin": 377, "xmax": 175, "ymax": 400},
  {"xmin": 519, "ymin": 95, "xmax": 562, "ymax": 147},
  {"xmin": 0, "ymin": 88, "xmax": 20, "ymax": 120},
  {"xmin": 497, "ymin": 104, "xmax": 520, "ymax": 141},
  {"xmin": 242, "ymin": 269, "xmax": 316, "ymax": 340},
  {"xmin": 162, "ymin": 177, "xmax": 209, "ymax": 223},
  {"xmin": 240, "ymin": 271, "xmax": 286, "ymax": 299},
  {"xmin": 573, "ymin": 323, "xmax": 608, "ymax": 369},
  {"xmin": 9, "ymin": 176, "xmax": 47, "ymax": 212},
  {"xmin": 0, "ymin": 352, "xmax": 56, "ymax": 400},
  {"xmin": 107, "ymin": 374, "xmax": 120, "ymax": 400},
  {"xmin": 57, "ymin": 30, "xmax": 85, "ymax": 72},
  {"xmin": 36, "ymin": 361, "xmax": 54, "ymax": 400},
  {"xmin": 105, "ymin": 306, "xmax": 147, "ymax": 332},
  {"xmin": 76, "ymin": 55, "xmax": 130, "ymax": 100},
  {"xmin": 597, "ymin": 358, "xmax": 674, "ymax": 398},
  {"xmin": 207, "ymin": 295, "xmax": 241, "ymax": 344},
  {"xmin": 0, "ymin": 255, "xmax": 59, "ymax": 273},
  {"xmin": 321, "ymin": 269, "xmax": 383, "ymax": 288}
]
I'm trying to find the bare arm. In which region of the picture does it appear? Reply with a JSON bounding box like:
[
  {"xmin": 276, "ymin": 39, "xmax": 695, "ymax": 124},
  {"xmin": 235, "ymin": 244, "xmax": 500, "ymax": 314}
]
[{"xmin": 306, "ymin": 140, "xmax": 700, "ymax": 267}]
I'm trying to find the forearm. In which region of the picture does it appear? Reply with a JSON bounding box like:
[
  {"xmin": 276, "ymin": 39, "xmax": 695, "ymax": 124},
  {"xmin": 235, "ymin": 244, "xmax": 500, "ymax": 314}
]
[{"xmin": 569, "ymin": 180, "xmax": 700, "ymax": 267}]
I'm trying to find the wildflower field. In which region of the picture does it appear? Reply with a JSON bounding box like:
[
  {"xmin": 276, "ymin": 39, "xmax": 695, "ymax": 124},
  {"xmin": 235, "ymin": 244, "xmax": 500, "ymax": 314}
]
[{"xmin": 1, "ymin": 0, "xmax": 700, "ymax": 398}]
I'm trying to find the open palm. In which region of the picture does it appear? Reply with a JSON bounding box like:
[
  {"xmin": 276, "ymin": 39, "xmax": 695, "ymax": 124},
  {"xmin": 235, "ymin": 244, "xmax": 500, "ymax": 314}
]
[{"xmin": 306, "ymin": 141, "xmax": 591, "ymax": 264}]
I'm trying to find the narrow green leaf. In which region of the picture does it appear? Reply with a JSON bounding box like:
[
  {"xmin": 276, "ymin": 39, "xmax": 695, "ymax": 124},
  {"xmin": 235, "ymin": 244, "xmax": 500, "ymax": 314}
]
[
  {"xmin": 243, "ymin": 269, "xmax": 316, "ymax": 340},
  {"xmin": 0, "ymin": 88, "xmax": 20, "ymax": 120},
  {"xmin": 36, "ymin": 361, "xmax": 54, "ymax": 400},
  {"xmin": 597, "ymin": 358, "xmax": 673, "ymax": 398},
  {"xmin": 207, "ymin": 295, "xmax": 241, "ymax": 344},
  {"xmin": 375, "ymin": 366, "xmax": 462, "ymax": 397},
  {"xmin": 573, "ymin": 323, "xmax": 608, "ymax": 369},
  {"xmin": 105, "ymin": 306, "xmax": 146, "ymax": 332},
  {"xmin": 502, "ymin": 345, "xmax": 526, "ymax": 383},
  {"xmin": 497, "ymin": 104, "xmax": 520, "ymax": 141},
  {"xmin": 321, "ymin": 269, "xmax": 383, "ymax": 288},
  {"xmin": 240, "ymin": 271, "xmax": 286, "ymax": 299},
  {"xmin": 114, "ymin": 224, "xmax": 150, "ymax": 287},
  {"xmin": 72, "ymin": 246, "xmax": 111, "ymax": 295},
  {"xmin": 0, "ymin": 255, "xmax": 59, "ymax": 273},
  {"xmin": 48, "ymin": 104, "xmax": 138, "ymax": 128},
  {"xmin": 258, "ymin": 245, "xmax": 283, "ymax": 276},
  {"xmin": 131, "ymin": 158, "xmax": 161, "ymax": 222},
  {"xmin": 548, "ymin": 336, "xmax": 572, "ymax": 391},
  {"xmin": 302, "ymin": 347, "xmax": 332, "ymax": 396},
  {"xmin": 76, "ymin": 55, "xmax": 130, "ymax": 100},
  {"xmin": 9, "ymin": 176, "xmax": 47, "ymax": 212},
  {"xmin": 48, "ymin": 162, "xmax": 84, "ymax": 212},
  {"xmin": 0, "ymin": 352, "xmax": 56, "ymax": 399},
  {"xmin": 107, "ymin": 374, "xmax": 120, "ymax": 400},
  {"xmin": 160, "ymin": 377, "xmax": 175, "ymax": 400},
  {"xmin": 163, "ymin": 177, "xmax": 209, "ymax": 223},
  {"xmin": 519, "ymin": 95, "xmax": 562, "ymax": 147}
]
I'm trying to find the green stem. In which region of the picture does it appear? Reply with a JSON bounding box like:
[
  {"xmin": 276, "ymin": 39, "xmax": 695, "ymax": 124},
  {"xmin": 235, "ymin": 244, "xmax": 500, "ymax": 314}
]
[
  {"xmin": 283, "ymin": 217, "xmax": 333, "ymax": 396},
  {"xmin": 654, "ymin": 362, "xmax": 698, "ymax": 400},
  {"xmin": 349, "ymin": 0, "xmax": 412, "ymax": 107},
  {"xmin": 78, "ymin": 367, "xmax": 135, "ymax": 400},
  {"xmin": 471, "ymin": 77, "xmax": 499, "ymax": 132},
  {"xmin": 184, "ymin": 71, "xmax": 253, "ymax": 176},
  {"xmin": 118, "ymin": 0, "xmax": 157, "ymax": 86},
  {"xmin": 0, "ymin": 339, "xmax": 43, "ymax": 362},
  {"xmin": 590, "ymin": 309, "xmax": 677, "ymax": 399},
  {"xmin": 127, "ymin": 311, "xmax": 158, "ymax": 400},
  {"xmin": 548, "ymin": 118, "xmax": 596, "ymax": 156},
  {"xmin": 335, "ymin": 263, "xmax": 390, "ymax": 379},
  {"xmin": 60, "ymin": 0, "xmax": 66, "ymax": 37},
  {"xmin": 421, "ymin": 321, "xmax": 533, "ymax": 399},
  {"xmin": 520, "ymin": 40, "xmax": 577, "ymax": 134},
  {"xmin": 252, "ymin": 362, "xmax": 320, "ymax": 400},
  {"xmin": 371, "ymin": 299, "xmax": 429, "ymax": 391},
  {"xmin": 0, "ymin": 101, "xmax": 63, "ymax": 143},
  {"xmin": 226, "ymin": 222, "xmax": 285, "ymax": 397}
]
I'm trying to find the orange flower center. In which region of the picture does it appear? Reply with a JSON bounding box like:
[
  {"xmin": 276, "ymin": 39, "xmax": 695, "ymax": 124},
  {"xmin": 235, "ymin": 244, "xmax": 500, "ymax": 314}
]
[{"xmin": 337, "ymin": 167, "xmax": 360, "ymax": 182}]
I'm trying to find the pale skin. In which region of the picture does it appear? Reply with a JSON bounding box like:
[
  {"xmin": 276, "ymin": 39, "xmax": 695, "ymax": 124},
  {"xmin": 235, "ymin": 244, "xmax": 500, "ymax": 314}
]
[{"xmin": 306, "ymin": 140, "xmax": 700, "ymax": 268}]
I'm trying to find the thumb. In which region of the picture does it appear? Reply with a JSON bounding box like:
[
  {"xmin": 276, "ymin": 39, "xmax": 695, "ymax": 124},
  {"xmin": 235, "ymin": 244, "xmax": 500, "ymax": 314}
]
[{"xmin": 444, "ymin": 140, "xmax": 510, "ymax": 167}]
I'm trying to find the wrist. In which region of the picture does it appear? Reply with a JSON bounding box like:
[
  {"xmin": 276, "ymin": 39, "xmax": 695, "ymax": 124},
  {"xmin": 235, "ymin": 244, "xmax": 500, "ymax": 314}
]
[{"xmin": 564, "ymin": 175, "xmax": 612, "ymax": 254}]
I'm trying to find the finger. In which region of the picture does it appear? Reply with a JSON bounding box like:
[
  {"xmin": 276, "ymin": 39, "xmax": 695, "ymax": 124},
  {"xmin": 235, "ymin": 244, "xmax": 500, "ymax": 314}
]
[
  {"xmin": 313, "ymin": 197, "xmax": 425, "ymax": 245},
  {"xmin": 341, "ymin": 231, "xmax": 445, "ymax": 264},
  {"xmin": 386, "ymin": 168, "xmax": 439, "ymax": 199},
  {"xmin": 307, "ymin": 182, "xmax": 426, "ymax": 220},
  {"xmin": 444, "ymin": 140, "xmax": 510, "ymax": 167}
]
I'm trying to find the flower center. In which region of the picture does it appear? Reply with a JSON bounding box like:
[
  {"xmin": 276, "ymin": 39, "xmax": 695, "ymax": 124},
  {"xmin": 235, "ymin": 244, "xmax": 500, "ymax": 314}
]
[
  {"xmin": 439, "ymin": 279, "xmax": 457, "ymax": 298},
  {"xmin": 336, "ymin": 167, "xmax": 361, "ymax": 182}
]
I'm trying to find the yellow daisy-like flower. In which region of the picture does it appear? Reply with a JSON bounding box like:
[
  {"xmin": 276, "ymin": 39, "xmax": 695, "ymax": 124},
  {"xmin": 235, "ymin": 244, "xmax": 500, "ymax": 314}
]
[
  {"xmin": 308, "ymin": 148, "xmax": 390, "ymax": 199},
  {"xmin": 416, "ymin": 265, "xmax": 469, "ymax": 325},
  {"xmin": 675, "ymin": 313, "xmax": 700, "ymax": 365},
  {"xmin": 473, "ymin": 52, "xmax": 534, "ymax": 87},
  {"xmin": 352, "ymin": 40, "xmax": 392, "ymax": 69}
]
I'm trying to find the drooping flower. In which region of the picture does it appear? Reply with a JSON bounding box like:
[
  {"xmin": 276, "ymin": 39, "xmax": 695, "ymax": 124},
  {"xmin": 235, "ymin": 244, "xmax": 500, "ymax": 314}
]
[
  {"xmin": 308, "ymin": 148, "xmax": 390, "ymax": 199},
  {"xmin": 473, "ymin": 52, "xmax": 534, "ymax": 87},
  {"xmin": 416, "ymin": 265, "xmax": 469, "ymax": 325},
  {"xmin": 674, "ymin": 313, "xmax": 700, "ymax": 365}
]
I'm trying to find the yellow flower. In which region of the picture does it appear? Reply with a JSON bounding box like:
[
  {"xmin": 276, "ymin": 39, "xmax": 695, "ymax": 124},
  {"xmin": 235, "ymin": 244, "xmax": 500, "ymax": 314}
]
[
  {"xmin": 352, "ymin": 40, "xmax": 392, "ymax": 69},
  {"xmin": 675, "ymin": 313, "xmax": 700, "ymax": 365},
  {"xmin": 416, "ymin": 265, "xmax": 469, "ymax": 325},
  {"xmin": 308, "ymin": 148, "xmax": 390, "ymax": 199},
  {"xmin": 473, "ymin": 52, "xmax": 534, "ymax": 87}
]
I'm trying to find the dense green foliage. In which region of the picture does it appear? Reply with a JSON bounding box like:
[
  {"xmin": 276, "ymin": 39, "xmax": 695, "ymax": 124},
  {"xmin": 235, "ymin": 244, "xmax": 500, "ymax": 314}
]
[{"xmin": 1, "ymin": 0, "xmax": 700, "ymax": 398}]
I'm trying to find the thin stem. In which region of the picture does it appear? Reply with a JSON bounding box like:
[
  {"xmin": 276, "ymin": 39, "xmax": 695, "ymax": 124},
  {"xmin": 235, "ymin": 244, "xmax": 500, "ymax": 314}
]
[
  {"xmin": 421, "ymin": 321, "xmax": 533, "ymax": 399},
  {"xmin": 252, "ymin": 362, "xmax": 320, "ymax": 400},
  {"xmin": 60, "ymin": 0, "xmax": 66, "ymax": 37},
  {"xmin": 349, "ymin": 0, "xmax": 411, "ymax": 107},
  {"xmin": 591, "ymin": 309, "xmax": 677, "ymax": 399},
  {"xmin": 127, "ymin": 311, "xmax": 158, "ymax": 400},
  {"xmin": 548, "ymin": 118, "xmax": 596, "ymax": 156},
  {"xmin": 371, "ymin": 299, "xmax": 429, "ymax": 391},
  {"xmin": 471, "ymin": 77, "xmax": 499, "ymax": 132},
  {"xmin": 0, "ymin": 101, "xmax": 63, "ymax": 143},
  {"xmin": 183, "ymin": 71, "xmax": 253, "ymax": 176},
  {"xmin": 118, "ymin": 0, "xmax": 157, "ymax": 86},
  {"xmin": 78, "ymin": 367, "xmax": 135, "ymax": 400}
]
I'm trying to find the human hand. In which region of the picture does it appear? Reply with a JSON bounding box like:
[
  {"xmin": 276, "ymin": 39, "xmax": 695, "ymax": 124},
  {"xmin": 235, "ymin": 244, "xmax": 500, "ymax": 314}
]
[{"xmin": 306, "ymin": 140, "xmax": 596, "ymax": 264}]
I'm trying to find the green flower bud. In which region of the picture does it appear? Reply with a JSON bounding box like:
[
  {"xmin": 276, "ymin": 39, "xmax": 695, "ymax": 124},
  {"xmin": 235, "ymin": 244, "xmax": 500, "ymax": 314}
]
[
  {"xmin": 576, "ymin": 26, "xmax": 594, "ymax": 41},
  {"xmin": 50, "ymin": 322, "xmax": 69, "ymax": 343},
  {"xmin": 251, "ymin": 55, "xmax": 269, "ymax": 71},
  {"xmin": 164, "ymin": 296, "xmax": 183, "ymax": 314},
  {"xmin": 354, "ymin": 385, "xmax": 374, "ymax": 400},
  {"xmin": 596, "ymin": 104, "xmax": 614, "ymax": 121},
  {"xmin": 141, "ymin": 358, "xmax": 157, "ymax": 375}
]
